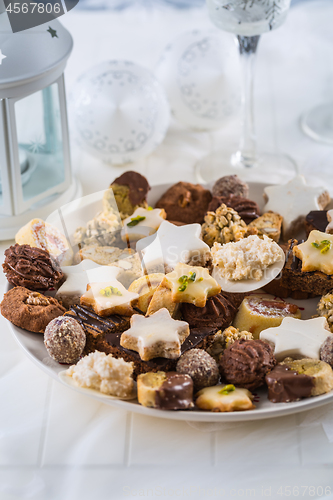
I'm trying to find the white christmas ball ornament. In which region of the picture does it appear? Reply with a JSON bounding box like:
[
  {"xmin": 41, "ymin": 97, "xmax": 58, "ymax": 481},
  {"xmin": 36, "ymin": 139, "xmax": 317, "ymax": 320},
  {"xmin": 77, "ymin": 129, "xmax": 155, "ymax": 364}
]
[
  {"xmin": 155, "ymin": 30, "xmax": 240, "ymax": 131},
  {"xmin": 71, "ymin": 61, "xmax": 170, "ymax": 164}
]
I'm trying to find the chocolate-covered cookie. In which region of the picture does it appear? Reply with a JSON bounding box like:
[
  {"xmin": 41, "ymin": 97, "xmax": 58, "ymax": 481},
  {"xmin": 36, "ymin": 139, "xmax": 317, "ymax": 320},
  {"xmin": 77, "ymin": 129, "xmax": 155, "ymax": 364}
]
[
  {"xmin": 155, "ymin": 182, "xmax": 212, "ymax": 224},
  {"xmin": 208, "ymin": 195, "xmax": 260, "ymax": 224},
  {"xmin": 110, "ymin": 171, "xmax": 150, "ymax": 216},
  {"xmin": 1, "ymin": 287, "xmax": 66, "ymax": 333},
  {"xmin": 3, "ymin": 244, "xmax": 63, "ymax": 291}
]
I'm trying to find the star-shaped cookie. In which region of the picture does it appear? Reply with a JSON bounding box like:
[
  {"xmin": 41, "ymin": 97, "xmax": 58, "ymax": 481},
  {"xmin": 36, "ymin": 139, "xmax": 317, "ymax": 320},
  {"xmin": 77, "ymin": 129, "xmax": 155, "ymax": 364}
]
[
  {"xmin": 293, "ymin": 230, "xmax": 333, "ymax": 274},
  {"xmin": 263, "ymin": 175, "xmax": 330, "ymax": 239},
  {"xmin": 120, "ymin": 308, "xmax": 190, "ymax": 361},
  {"xmin": 163, "ymin": 263, "xmax": 221, "ymax": 307},
  {"xmin": 121, "ymin": 207, "xmax": 166, "ymax": 243},
  {"xmin": 260, "ymin": 317, "xmax": 332, "ymax": 361},
  {"xmin": 136, "ymin": 220, "xmax": 210, "ymax": 274},
  {"xmin": 56, "ymin": 259, "xmax": 122, "ymax": 308},
  {"xmin": 80, "ymin": 270, "xmax": 139, "ymax": 316}
]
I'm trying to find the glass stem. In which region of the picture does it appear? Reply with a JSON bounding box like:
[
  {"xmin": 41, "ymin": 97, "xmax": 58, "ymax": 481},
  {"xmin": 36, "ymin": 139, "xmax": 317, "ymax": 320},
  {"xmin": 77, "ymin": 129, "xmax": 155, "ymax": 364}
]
[{"xmin": 236, "ymin": 35, "xmax": 260, "ymax": 168}]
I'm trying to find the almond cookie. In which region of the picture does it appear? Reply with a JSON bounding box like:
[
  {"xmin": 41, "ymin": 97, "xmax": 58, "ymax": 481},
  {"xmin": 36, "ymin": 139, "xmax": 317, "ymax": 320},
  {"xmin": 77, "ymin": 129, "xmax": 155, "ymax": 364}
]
[
  {"xmin": 201, "ymin": 204, "xmax": 248, "ymax": 247},
  {"xmin": 248, "ymin": 212, "xmax": 283, "ymax": 243},
  {"xmin": 128, "ymin": 273, "xmax": 165, "ymax": 313},
  {"xmin": 208, "ymin": 194, "xmax": 260, "ymax": 224},
  {"xmin": 1, "ymin": 287, "xmax": 66, "ymax": 333},
  {"xmin": 195, "ymin": 384, "xmax": 254, "ymax": 412}
]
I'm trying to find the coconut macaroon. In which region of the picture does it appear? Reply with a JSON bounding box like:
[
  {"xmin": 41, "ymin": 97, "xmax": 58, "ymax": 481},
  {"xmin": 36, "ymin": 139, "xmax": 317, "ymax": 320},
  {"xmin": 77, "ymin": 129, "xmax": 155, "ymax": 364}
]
[
  {"xmin": 66, "ymin": 351, "xmax": 135, "ymax": 398},
  {"xmin": 211, "ymin": 235, "xmax": 283, "ymax": 281}
]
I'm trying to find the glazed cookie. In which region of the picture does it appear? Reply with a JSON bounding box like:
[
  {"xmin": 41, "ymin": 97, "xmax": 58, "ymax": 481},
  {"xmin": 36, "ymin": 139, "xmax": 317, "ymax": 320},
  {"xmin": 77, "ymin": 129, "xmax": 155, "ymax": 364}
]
[
  {"xmin": 155, "ymin": 181, "xmax": 212, "ymax": 224},
  {"xmin": 195, "ymin": 384, "xmax": 254, "ymax": 412},
  {"xmin": 3, "ymin": 243, "xmax": 64, "ymax": 291},
  {"xmin": 212, "ymin": 175, "xmax": 249, "ymax": 199},
  {"xmin": 110, "ymin": 171, "xmax": 150, "ymax": 217},
  {"xmin": 120, "ymin": 308, "xmax": 190, "ymax": 361},
  {"xmin": 0, "ymin": 286, "xmax": 66, "ymax": 333}
]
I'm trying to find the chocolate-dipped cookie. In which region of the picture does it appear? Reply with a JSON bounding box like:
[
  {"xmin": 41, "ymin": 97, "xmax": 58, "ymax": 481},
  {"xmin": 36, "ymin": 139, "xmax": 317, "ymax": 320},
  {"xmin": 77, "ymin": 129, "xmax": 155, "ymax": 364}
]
[
  {"xmin": 155, "ymin": 181, "xmax": 212, "ymax": 224},
  {"xmin": 110, "ymin": 171, "xmax": 150, "ymax": 216},
  {"xmin": 305, "ymin": 210, "xmax": 328, "ymax": 235},
  {"xmin": 137, "ymin": 371, "xmax": 194, "ymax": 410},
  {"xmin": 208, "ymin": 195, "xmax": 260, "ymax": 224}
]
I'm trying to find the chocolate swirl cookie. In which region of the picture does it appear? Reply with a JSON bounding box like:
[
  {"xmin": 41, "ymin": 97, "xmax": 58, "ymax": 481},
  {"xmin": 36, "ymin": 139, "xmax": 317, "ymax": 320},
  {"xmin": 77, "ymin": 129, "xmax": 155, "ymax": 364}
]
[
  {"xmin": 220, "ymin": 339, "xmax": 276, "ymax": 390},
  {"xmin": 208, "ymin": 195, "xmax": 260, "ymax": 224},
  {"xmin": 181, "ymin": 291, "xmax": 244, "ymax": 330},
  {"xmin": 3, "ymin": 244, "xmax": 64, "ymax": 291}
]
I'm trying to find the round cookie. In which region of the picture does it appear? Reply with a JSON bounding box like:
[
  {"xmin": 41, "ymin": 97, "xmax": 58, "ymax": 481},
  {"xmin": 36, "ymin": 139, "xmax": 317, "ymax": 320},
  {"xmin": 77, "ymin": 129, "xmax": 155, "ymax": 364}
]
[
  {"xmin": 212, "ymin": 175, "xmax": 249, "ymax": 199},
  {"xmin": 220, "ymin": 339, "xmax": 276, "ymax": 390},
  {"xmin": 44, "ymin": 316, "xmax": 86, "ymax": 364},
  {"xmin": 176, "ymin": 349, "xmax": 219, "ymax": 391},
  {"xmin": 320, "ymin": 336, "xmax": 333, "ymax": 368},
  {"xmin": 155, "ymin": 181, "xmax": 212, "ymax": 224},
  {"xmin": 3, "ymin": 243, "xmax": 64, "ymax": 291},
  {"xmin": 0, "ymin": 287, "xmax": 66, "ymax": 333}
]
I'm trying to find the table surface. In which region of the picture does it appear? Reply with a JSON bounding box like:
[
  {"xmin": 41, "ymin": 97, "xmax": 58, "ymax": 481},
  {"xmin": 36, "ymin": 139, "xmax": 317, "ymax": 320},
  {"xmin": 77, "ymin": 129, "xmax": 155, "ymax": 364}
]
[{"xmin": 2, "ymin": 2, "xmax": 333, "ymax": 499}]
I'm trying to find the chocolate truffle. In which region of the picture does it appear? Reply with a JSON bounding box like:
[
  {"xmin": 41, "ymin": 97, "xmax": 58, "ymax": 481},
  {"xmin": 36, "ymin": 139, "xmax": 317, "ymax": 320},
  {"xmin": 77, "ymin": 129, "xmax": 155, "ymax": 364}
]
[
  {"xmin": 212, "ymin": 175, "xmax": 249, "ymax": 199},
  {"xmin": 220, "ymin": 339, "xmax": 276, "ymax": 390},
  {"xmin": 176, "ymin": 349, "xmax": 219, "ymax": 391},
  {"xmin": 44, "ymin": 316, "xmax": 86, "ymax": 364},
  {"xmin": 3, "ymin": 244, "xmax": 63, "ymax": 291},
  {"xmin": 320, "ymin": 336, "xmax": 333, "ymax": 368},
  {"xmin": 208, "ymin": 195, "xmax": 260, "ymax": 224},
  {"xmin": 265, "ymin": 364, "xmax": 314, "ymax": 403},
  {"xmin": 181, "ymin": 291, "xmax": 244, "ymax": 330},
  {"xmin": 155, "ymin": 181, "xmax": 212, "ymax": 224}
]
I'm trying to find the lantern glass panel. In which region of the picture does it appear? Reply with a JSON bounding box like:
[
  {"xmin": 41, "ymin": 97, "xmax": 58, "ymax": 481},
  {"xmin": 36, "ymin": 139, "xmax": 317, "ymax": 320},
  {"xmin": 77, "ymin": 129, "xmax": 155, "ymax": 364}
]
[{"xmin": 15, "ymin": 82, "xmax": 65, "ymax": 202}]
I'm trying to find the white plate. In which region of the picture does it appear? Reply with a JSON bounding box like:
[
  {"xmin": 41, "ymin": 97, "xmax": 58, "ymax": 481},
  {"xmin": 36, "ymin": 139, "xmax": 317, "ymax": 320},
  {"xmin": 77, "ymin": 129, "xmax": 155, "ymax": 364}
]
[{"xmin": 6, "ymin": 181, "xmax": 333, "ymax": 422}]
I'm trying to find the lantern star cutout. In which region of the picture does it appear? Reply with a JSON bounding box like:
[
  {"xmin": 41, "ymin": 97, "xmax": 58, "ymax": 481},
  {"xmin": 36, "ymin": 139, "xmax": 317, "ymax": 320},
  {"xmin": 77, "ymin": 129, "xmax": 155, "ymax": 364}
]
[
  {"xmin": 0, "ymin": 49, "xmax": 7, "ymax": 65},
  {"xmin": 120, "ymin": 308, "xmax": 190, "ymax": 361},
  {"xmin": 56, "ymin": 259, "xmax": 127, "ymax": 308},
  {"xmin": 164, "ymin": 263, "xmax": 221, "ymax": 308},
  {"xmin": 136, "ymin": 220, "xmax": 210, "ymax": 274},
  {"xmin": 47, "ymin": 27, "xmax": 58, "ymax": 38},
  {"xmin": 260, "ymin": 317, "xmax": 332, "ymax": 361},
  {"xmin": 263, "ymin": 175, "xmax": 330, "ymax": 239}
]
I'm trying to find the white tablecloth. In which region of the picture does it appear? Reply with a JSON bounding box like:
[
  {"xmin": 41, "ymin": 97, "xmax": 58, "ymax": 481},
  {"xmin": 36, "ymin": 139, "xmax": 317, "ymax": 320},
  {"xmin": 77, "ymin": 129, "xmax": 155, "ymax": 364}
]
[{"xmin": 1, "ymin": 2, "xmax": 333, "ymax": 499}]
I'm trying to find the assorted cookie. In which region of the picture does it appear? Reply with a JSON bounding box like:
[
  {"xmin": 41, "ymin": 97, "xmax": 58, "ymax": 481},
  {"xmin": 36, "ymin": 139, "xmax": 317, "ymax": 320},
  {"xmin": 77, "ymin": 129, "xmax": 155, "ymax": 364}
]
[{"xmin": 3, "ymin": 171, "xmax": 333, "ymax": 412}]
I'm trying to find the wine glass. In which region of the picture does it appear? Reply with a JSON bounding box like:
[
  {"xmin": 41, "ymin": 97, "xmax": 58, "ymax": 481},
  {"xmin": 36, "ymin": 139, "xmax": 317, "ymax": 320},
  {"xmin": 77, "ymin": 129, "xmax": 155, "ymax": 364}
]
[
  {"xmin": 196, "ymin": 0, "xmax": 298, "ymax": 184},
  {"xmin": 301, "ymin": 103, "xmax": 333, "ymax": 145}
]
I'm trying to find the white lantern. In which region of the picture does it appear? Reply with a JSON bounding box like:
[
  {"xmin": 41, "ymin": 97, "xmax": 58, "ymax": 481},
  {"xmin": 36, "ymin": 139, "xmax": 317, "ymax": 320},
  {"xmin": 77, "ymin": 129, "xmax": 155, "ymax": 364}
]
[{"xmin": 0, "ymin": 10, "xmax": 80, "ymax": 239}]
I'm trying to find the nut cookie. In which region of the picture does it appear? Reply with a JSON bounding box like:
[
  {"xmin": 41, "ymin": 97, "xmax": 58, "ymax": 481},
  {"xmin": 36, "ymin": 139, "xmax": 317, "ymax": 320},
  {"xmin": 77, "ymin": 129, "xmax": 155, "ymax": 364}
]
[
  {"xmin": 201, "ymin": 204, "xmax": 249, "ymax": 247},
  {"xmin": 1, "ymin": 286, "xmax": 66, "ymax": 333}
]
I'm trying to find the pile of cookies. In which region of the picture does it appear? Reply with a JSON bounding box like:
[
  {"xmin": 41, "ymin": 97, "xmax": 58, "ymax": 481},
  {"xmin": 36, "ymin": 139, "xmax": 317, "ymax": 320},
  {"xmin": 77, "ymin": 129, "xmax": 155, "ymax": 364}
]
[{"xmin": 2, "ymin": 171, "xmax": 333, "ymax": 412}]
